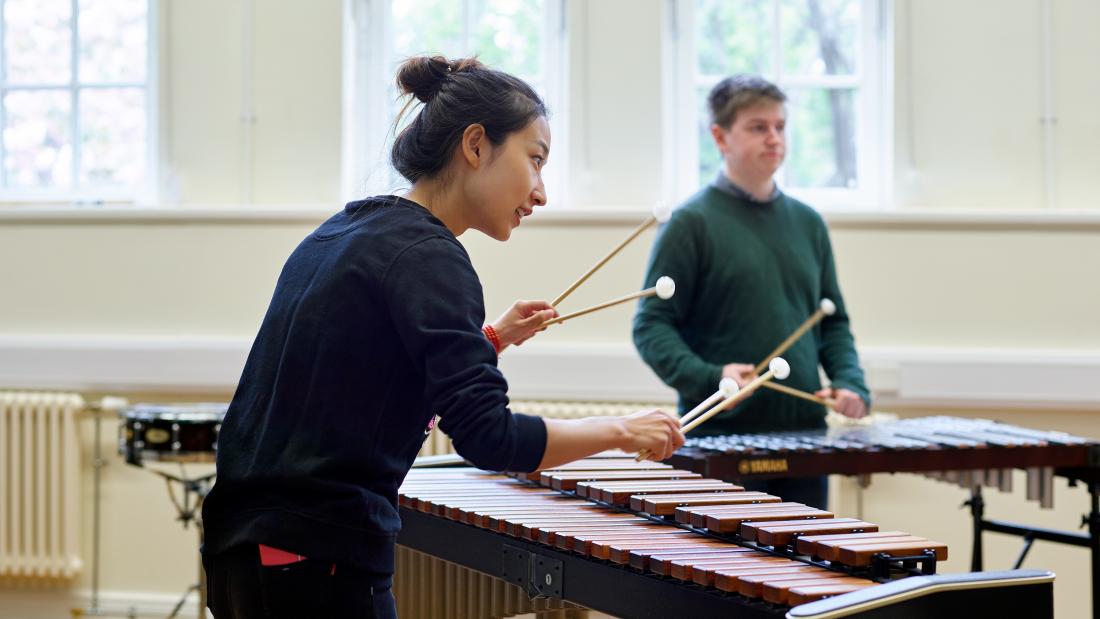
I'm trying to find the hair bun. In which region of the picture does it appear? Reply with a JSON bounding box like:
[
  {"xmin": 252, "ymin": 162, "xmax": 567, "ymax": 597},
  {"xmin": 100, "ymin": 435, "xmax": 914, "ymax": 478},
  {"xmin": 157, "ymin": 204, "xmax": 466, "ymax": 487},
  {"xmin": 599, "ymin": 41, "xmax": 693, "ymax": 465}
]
[{"xmin": 395, "ymin": 55, "xmax": 485, "ymax": 103}]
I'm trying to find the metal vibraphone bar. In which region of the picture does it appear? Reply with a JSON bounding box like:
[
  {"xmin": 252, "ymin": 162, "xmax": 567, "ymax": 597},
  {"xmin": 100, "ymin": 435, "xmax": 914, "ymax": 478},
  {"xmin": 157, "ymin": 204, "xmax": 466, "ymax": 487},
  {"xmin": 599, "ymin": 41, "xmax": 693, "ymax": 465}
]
[
  {"xmin": 666, "ymin": 415, "xmax": 1099, "ymax": 618},
  {"xmin": 395, "ymin": 457, "xmax": 1053, "ymax": 618}
]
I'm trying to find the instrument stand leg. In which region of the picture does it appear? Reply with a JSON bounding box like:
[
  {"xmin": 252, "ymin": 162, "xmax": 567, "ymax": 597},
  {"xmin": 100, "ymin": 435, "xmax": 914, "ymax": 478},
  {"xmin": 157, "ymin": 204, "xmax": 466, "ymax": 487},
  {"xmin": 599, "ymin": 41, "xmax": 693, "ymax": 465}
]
[
  {"xmin": 74, "ymin": 405, "xmax": 110, "ymax": 617},
  {"xmin": 1089, "ymin": 482, "xmax": 1099, "ymax": 619},
  {"xmin": 166, "ymin": 584, "xmax": 199, "ymax": 619},
  {"xmin": 965, "ymin": 486, "xmax": 984, "ymax": 571},
  {"xmin": 155, "ymin": 472, "xmax": 215, "ymax": 619},
  {"xmin": 198, "ymin": 521, "xmax": 208, "ymax": 619},
  {"xmin": 1012, "ymin": 535, "xmax": 1035, "ymax": 569}
]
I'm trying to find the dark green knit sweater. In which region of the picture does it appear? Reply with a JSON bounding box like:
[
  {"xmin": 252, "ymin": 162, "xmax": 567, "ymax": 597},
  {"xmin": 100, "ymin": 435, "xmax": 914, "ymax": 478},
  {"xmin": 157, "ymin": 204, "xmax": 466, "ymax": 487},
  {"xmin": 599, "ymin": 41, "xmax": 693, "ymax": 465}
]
[{"xmin": 632, "ymin": 186, "xmax": 869, "ymax": 435}]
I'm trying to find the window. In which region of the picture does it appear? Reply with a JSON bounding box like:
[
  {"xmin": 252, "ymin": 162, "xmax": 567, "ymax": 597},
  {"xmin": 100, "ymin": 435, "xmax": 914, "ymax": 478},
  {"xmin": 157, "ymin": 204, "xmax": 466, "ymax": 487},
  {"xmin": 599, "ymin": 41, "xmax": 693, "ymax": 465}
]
[
  {"xmin": 343, "ymin": 0, "xmax": 567, "ymax": 204},
  {"xmin": 667, "ymin": 0, "xmax": 889, "ymax": 208},
  {"xmin": 0, "ymin": 0, "xmax": 154, "ymax": 202}
]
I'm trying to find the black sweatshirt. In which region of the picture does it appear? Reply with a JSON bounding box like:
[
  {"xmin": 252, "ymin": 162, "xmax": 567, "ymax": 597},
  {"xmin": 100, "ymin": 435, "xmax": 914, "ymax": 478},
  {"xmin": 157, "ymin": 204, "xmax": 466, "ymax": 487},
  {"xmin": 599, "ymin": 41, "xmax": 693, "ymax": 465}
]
[{"xmin": 202, "ymin": 196, "xmax": 548, "ymax": 574}]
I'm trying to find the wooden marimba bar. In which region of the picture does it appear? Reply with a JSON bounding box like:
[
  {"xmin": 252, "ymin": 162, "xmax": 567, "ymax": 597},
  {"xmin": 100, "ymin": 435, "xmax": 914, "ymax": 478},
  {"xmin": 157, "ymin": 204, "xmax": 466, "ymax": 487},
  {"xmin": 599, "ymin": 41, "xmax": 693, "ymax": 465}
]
[{"xmin": 396, "ymin": 456, "xmax": 1053, "ymax": 618}]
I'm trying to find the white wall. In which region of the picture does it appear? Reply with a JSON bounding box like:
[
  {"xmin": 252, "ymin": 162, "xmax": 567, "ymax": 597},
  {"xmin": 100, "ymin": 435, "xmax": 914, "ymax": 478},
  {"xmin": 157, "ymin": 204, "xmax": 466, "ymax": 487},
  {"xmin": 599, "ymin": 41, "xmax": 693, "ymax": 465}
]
[{"xmin": 0, "ymin": 1, "xmax": 1098, "ymax": 618}]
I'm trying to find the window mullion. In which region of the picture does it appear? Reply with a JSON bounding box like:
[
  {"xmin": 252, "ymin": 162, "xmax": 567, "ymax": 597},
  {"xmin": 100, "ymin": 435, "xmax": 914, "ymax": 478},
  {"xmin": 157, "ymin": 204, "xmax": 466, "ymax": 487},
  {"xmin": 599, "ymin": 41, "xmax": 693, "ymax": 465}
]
[
  {"xmin": 3, "ymin": 81, "xmax": 145, "ymax": 90},
  {"xmin": 144, "ymin": 0, "xmax": 159, "ymax": 204},
  {"xmin": 461, "ymin": 0, "xmax": 471, "ymax": 56},
  {"xmin": 674, "ymin": 0, "xmax": 697, "ymax": 204},
  {"xmin": 771, "ymin": 0, "xmax": 782, "ymax": 82},
  {"xmin": 70, "ymin": 0, "xmax": 80, "ymax": 192},
  {"xmin": 0, "ymin": 0, "xmax": 7, "ymax": 189},
  {"xmin": 772, "ymin": 0, "xmax": 784, "ymax": 184}
]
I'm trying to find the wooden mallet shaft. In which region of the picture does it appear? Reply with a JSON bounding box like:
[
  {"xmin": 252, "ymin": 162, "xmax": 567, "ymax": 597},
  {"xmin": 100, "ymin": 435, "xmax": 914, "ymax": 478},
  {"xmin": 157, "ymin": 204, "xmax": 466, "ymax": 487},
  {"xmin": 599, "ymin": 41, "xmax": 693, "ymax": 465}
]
[
  {"xmin": 552, "ymin": 215, "xmax": 657, "ymax": 307},
  {"xmin": 760, "ymin": 381, "xmax": 836, "ymax": 409},
  {"xmin": 680, "ymin": 370, "xmax": 778, "ymax": 434},
  {"xmin": 543, "ymin": 288, "xmax": 655, "ymax": 326},
  {"xmin": 678, "ymin": 377, "xmax": 740, "ymax": 426},
  {"xmin": 678, "ymin": 391, "xmax": 725, "ymax": 427},
  {"xmin": 753, "ymin": 299, "xmax": 835, "ymax": 375},
  {"xmin": 543, "ymin": 276, "xmax": 675, "ymax": 327},
  {"xmin": 635, "ymin": 364, "xmax": 784, "ymax": 461},
  {"xmin": 634, "ymin": 389, "xmax": 727, "ymax": 462}
]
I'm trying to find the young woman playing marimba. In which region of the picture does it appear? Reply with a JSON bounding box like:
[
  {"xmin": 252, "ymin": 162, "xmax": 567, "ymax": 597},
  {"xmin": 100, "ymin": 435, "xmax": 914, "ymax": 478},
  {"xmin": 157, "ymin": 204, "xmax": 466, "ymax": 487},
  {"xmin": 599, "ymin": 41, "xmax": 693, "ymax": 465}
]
[{"xmin": 200, "ymin": 55, "xmax": 685, "ymax": 619}]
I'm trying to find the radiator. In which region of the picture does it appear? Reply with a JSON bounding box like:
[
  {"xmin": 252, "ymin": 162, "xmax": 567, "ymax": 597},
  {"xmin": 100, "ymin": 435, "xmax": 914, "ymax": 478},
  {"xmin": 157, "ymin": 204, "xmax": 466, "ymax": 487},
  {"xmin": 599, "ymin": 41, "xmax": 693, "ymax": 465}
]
[
  {"xmin": 416, "ymin": 400, "xmax": 672, "ymax": 457},
  {"xmin": 0, "ymin": 391, "xmax": 83, "ymax": 579},
  {"xmin": 395, "ymin": 545, "xmax": 589, "ymax": 618}
]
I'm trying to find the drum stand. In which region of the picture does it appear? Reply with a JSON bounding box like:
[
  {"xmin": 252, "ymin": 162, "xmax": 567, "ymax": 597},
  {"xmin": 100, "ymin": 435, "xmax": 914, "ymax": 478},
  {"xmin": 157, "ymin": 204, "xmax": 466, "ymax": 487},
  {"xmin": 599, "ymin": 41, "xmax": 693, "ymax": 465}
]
[
  {"xmin": 151, "ymin": 468, "xmax": 216, "ymax": 619},
  {"xmin": 77, "ymin": 403, "xmax": 217, "ymax": 619},
  {"xmin": 77, "ymin": 400, "xmax": 111, "ymax": 618}
]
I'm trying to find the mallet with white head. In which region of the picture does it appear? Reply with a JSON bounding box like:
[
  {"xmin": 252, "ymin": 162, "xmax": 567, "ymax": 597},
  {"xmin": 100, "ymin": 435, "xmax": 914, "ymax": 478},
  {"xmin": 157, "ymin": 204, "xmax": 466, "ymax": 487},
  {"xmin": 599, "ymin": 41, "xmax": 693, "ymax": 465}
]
[
  {"xmin": 636, "ymin": 358, "xmax": 791, "ymax": 461},
  {"xmin": 680, "ymin": 357, "xmax": 790, "ymax": 435},
  {"xmin": 635, "ymin": 376, "xmax": 739, "ymax": 461},
  {"xmin": 752, "ymin": 299, "xmax": 836, "ymax": 375},
  {"xmin": 544, "ymin": 276, "xmax": 675, "ymax": 326},
  {"xmin": 551, "ymin": 201, "xmax": 672, "ymax": 307}
]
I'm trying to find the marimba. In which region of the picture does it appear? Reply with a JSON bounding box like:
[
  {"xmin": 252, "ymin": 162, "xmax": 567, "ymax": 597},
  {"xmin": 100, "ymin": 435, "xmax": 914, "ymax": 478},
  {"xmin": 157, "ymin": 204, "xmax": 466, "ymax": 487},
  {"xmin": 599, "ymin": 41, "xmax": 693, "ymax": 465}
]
[
  {"xmin": 395, "ymin": 456, "xmax": 1053, "ymax": 618},
  {"xmin": 394, "ymin": 545, "xmax": 590, "ymax": 618},
  {"xmin": 667, "ymin": 415, "xmax": 1100, "ymax": 618}
]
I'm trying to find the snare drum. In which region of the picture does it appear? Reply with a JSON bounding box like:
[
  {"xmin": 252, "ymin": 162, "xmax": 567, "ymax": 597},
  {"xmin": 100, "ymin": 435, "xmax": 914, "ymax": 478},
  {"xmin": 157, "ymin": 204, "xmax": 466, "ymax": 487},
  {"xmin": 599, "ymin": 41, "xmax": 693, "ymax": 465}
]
[{"xmin": 119, "ymin": 403, "xmax": 228, "ymax": 466}]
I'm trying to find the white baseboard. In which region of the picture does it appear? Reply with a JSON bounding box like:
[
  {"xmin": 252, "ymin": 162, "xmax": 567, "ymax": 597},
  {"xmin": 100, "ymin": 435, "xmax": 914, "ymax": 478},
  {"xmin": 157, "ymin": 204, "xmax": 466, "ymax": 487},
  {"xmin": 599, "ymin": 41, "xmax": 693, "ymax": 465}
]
[
  {"xmin": 1, "ymin": 335, "xmax": 1098, "ymax": 410},
  {"xmin": 500, "ymin": 343, "xmax": 1100, "ymax": 411},
  {"xmin": 0, "ymin": 334, "xmax": 250, "ymax": 394},
  {"xmin": 81, "ymin": 590, "xmax": 202, "ymax": 617}
]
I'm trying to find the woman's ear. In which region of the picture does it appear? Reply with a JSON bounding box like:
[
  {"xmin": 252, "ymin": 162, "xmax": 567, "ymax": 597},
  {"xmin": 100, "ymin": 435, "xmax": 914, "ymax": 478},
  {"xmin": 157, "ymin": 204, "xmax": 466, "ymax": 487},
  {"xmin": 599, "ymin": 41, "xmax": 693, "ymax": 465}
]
[{"xmin": 461, "ymin": 124, "xmax": 487, "ymax": 169}]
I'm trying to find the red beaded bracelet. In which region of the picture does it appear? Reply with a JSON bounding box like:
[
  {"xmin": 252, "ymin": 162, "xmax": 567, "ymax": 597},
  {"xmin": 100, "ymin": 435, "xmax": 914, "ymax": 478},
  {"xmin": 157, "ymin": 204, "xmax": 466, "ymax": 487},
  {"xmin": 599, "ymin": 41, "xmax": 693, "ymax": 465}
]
[{"xmin": 482, "ymin": 324, "xmax": 502, "ymax": 353}]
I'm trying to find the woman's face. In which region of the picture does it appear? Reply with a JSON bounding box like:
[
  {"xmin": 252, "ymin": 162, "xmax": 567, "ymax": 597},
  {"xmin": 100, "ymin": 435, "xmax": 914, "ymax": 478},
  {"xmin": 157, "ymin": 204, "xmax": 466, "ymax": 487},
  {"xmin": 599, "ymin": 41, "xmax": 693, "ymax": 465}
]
[{"xmin": 466, "ymin": 117, "xmax": 550, "ymax": 241}]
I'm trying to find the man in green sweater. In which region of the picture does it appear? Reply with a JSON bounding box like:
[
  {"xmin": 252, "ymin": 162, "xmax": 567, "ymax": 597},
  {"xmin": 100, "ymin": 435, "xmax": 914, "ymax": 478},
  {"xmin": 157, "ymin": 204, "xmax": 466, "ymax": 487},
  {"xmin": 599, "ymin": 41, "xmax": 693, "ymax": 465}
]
[{"xmin": 632, "ymin": 75, "xmax": 870, "ymax": 509}]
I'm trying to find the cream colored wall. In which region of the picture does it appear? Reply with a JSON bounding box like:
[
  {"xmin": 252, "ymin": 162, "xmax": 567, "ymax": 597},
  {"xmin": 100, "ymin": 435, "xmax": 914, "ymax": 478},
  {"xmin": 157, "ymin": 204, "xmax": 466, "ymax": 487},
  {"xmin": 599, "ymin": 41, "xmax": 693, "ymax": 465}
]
[
  {"xmin": 1, "ymin": 0, "xmax": 1099, "ymax": 617},
  {"xmin": 894, "ymin": 0, "xmax": 1100, "ymax": 210},
  {"xmin": 565, "ymin": 0, "xmax": 664, "ymax": 209},
  {"xmin": 163, "ymin": 0, "xmax": 343, "ymax": 205}
]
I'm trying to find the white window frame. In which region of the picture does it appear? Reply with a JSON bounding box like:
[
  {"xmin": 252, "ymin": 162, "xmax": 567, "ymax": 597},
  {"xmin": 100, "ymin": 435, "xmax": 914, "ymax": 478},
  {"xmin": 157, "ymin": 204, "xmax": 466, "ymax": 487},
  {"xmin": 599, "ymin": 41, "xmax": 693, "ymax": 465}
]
[
  {"xmin": 665, "ymin": 0, "xmax": 891, "ymax": 210},
  {"xmin": 342, "ymin": 0, "xmax": 568, "ymax": 206},
  {"xmin": 0, "ymin": 0, "xmax": 158, "ymax": 204}
]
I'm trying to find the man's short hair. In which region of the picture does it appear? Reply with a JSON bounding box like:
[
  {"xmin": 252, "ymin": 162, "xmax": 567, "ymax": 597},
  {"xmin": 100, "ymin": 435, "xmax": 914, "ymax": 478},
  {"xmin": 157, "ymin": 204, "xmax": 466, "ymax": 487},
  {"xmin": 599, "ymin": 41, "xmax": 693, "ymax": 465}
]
[{"xmin": 707, "ymin": 75, "xmax": 787, "ymax": 128}]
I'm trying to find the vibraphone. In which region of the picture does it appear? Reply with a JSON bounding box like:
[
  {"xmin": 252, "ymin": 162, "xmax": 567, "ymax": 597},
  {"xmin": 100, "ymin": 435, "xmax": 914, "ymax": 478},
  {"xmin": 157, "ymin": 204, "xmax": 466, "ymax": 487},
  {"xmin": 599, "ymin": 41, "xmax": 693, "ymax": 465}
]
[
  {"xmin": 396, "ymin": 455, "xmax": 1053, "ymax": 618},
  {"xmin": 666, "ymin": 415, "xmax": 1100, "ymax": 618}
]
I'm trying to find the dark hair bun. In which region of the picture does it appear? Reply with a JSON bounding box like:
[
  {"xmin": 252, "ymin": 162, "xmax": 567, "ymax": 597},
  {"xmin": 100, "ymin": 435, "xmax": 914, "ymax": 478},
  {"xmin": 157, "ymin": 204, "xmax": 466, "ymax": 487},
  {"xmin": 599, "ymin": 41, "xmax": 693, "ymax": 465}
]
[
  {"xmin": 395, "ymin": 55, "xmax": 486, "ymax": 103},
  {"xmin": 390, "ymin": 56, "xmax": 545, "ymax": 184}
]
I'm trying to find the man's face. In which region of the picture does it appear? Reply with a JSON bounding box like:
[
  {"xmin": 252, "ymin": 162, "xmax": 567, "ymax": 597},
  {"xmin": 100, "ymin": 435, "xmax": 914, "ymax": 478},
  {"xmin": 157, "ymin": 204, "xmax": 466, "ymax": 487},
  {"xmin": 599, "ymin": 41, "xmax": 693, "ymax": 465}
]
[{"xmin": 711, "ymin": 100, "xmax": 787, "ymax": 182}]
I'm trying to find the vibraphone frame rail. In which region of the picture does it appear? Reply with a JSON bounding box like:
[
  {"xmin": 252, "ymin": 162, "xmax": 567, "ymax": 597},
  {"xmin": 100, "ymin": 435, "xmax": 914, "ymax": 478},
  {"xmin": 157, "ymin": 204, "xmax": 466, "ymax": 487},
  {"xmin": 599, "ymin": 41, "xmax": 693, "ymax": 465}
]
[{"xmin": 967, "ymin": 467, "xmax": 1100, "ymax": 619}]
